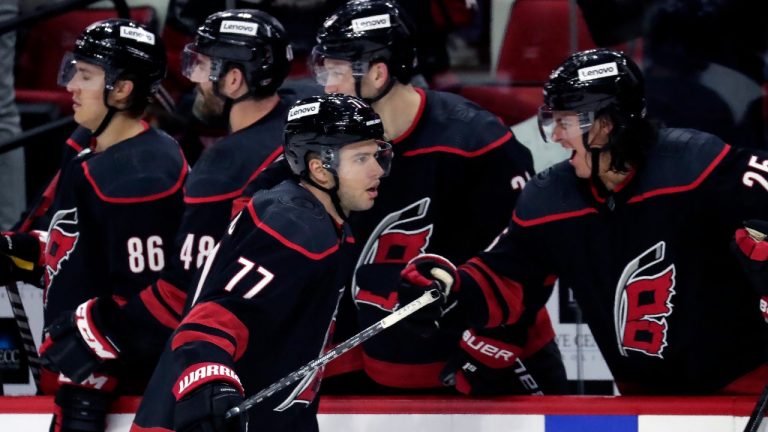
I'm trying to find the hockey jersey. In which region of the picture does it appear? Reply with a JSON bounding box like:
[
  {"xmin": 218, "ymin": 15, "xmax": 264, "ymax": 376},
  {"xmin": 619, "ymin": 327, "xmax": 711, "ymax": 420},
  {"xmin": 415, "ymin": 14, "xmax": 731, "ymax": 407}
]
[
  {"xmin": 457, "ymin": 128, "xmax": 768, "ymax": 394},
  {"xmin": 41, "ymin": 124, "xmax": 187, "ymax": 390},
  {"xmin": 131, "ymin": 180, "xmax": 357, "ymax": 432},
  {"xmin": 346, "ymin": 87, "xmax": 557, "ymax": 389},
  {"xmin": 119, "ymin": 85, "xmax": 321, "ymax": 349}
]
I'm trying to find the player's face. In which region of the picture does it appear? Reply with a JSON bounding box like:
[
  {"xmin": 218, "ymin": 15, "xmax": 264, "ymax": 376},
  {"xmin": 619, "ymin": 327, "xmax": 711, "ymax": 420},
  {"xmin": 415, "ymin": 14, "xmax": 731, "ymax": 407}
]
[
  {"xmin": 547, "ymin": 111, "xmax": 609, "ymax": 179},
  {"xmin": 65, "ymin": 61, "xmax": 108, "ymax": 130},
  {"xmin": 336, "ymin": 140, "xmax": 389, "ymax": 214}
]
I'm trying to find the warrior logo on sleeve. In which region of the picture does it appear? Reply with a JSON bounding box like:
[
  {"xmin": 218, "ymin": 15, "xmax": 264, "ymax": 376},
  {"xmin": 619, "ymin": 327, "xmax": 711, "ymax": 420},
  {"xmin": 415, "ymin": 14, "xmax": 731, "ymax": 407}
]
[
  {"xmin": 44, "ymin": 208, "xmax": 80, "ymax": 288},
  {"xmin": 613, "ymin": 241, "xmax": 677, "ymax": 358}
]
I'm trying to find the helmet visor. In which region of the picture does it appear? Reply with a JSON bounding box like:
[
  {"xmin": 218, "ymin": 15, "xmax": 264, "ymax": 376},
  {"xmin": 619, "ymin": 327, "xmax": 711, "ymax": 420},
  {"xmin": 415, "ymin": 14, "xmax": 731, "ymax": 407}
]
[
  {"xmin": 181, "ymin": 43, "xmax": 223, "ymax": 83},
  {"xmin": 374, "ymin": 140, "xmax": 393, "ymax": 177},
  {"xmin": 333, "ymin": 139, "xmax": 393, "ymax": 178},
  {"xmin": 310, "ymin": 46, "xmax": 369, "ymax": 86},
  {"xmin": 537, "ymin": 105, "xmax": 594, "ymax": 144},
  {"xmin": 57, "ymin": 52, "xmax": 106, "ymax": 90}
]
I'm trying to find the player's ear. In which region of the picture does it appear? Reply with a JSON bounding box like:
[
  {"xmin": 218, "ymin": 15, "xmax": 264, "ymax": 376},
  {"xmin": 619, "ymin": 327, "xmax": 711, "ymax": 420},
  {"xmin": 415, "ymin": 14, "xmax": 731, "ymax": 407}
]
[
  {"xmin": 307, "ymin": 157, "xmax": 333, "ymax": 187},
  {"xmin": 110, "ymin": 79, "xmax": 134, "ymax": 108},
  {"xmin": 224, "ymin": 66, "xmax": 248, "ymax": 99},
  {"xmin": 370, "ymin": 62, "xmax": 389, "ymax": 90}
]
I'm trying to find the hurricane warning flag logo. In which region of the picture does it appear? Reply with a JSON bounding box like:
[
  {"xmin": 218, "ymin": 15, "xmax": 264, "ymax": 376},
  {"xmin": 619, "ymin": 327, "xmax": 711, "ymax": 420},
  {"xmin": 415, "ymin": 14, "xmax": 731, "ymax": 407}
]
[{"xmin": 44, "ymin": 208, "xmax": 80, "ymax": 287}]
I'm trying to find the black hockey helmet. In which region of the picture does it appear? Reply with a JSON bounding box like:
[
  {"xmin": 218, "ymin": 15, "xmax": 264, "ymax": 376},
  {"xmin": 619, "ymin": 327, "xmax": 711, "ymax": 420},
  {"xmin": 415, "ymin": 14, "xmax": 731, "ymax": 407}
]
[
  {"xmin": 283, "ymin": 93, "xmax": 391, "ymax": 178},
  {"xmin": 182, "ymin": 9, "xmax": 292, "ymax": 97},
  {"xmin": 543, "ymin": 48, "xmax": 645, "ymax": 120},
  {"xmin": 312, "ymin": 0, "xmax": 417, "ymax": 85},
  {"xmin": 540, "ymin": 49, "xmax": 654, "ymax": 183},
  {"xmin": 60, "ymin": 18, "xmax": 166, "ymax": 95}
]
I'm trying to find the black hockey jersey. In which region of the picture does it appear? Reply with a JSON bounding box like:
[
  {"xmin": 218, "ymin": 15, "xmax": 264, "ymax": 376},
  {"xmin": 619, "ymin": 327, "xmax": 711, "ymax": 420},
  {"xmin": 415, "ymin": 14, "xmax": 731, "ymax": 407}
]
[
  {"xmin": 43, "ymin": 123, "xmax": 187, "ymax": 342},
  {"xmin": 347, "ymin": 88, "xmax": 553, "ymax": 389},
  {"xmin": 131, "ymin": 180, "xmax": 357, "ymax": 432},
  {"xmin": 457, "ymin": 128, "xmax": 768, "ymax": 394},
  {"xmin": 121, "ymin": 86, "xmax": 320, "ymax": 348}
]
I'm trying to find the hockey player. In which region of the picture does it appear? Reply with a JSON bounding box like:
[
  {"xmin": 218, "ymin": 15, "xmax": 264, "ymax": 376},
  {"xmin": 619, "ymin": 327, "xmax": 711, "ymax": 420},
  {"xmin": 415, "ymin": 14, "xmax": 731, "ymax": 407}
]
[
  {"xmin": 40, "ymin": 8, "xmax": 320, "ymax": 395},
  {"xmin": 399, "ymin": 48, "xmax": 768, "ymax": 395},
  {"xmin": 310, "ymin": 0, "xmax": 567, "ymax": 395},
  {"xmin": 0, "ymin": 18, "xmax": 188, "ymax": 431},
  {"xmin": 130, "ymin": 93, "xmax": 392, "ymax": 432}
]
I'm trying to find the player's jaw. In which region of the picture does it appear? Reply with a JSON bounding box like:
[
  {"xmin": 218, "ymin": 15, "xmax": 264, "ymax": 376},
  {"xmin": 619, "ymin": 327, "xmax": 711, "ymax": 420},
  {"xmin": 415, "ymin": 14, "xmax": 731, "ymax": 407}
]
[
  {"xmin": 192, "ymin": 84, "xmax": 225, "ymax": 124},
  {"xmin": 71, "ymin": 91, "xmax": 108, "ymax": 131},
  {"xmin": 339, "ymin": 179, "xmax": 381, "ymax": 213}
]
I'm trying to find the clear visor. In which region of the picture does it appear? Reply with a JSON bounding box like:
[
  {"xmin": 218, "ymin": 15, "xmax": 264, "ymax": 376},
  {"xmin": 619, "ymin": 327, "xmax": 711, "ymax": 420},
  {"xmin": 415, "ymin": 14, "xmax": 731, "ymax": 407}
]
[
  {"xmin": 57, "ymin": 52, "xmax": 106, "ymax": 90},
  {"xmin": 537, "ymin": 105, "xmax": 595, "ymax": 144},
  {"xmin": 330, "ymin": 140, "xmax": 394, "ymax": 178},
  {"xmin": 374, "ymin": 140, "xmax": 394, "ymax": 177},
  {"xmin": 181, "ymin": 43, "xmax": 223, "ymax": 83},
  {"xmin": 310, "ymin": 47, "xmax": 369, "ymax": 87}
]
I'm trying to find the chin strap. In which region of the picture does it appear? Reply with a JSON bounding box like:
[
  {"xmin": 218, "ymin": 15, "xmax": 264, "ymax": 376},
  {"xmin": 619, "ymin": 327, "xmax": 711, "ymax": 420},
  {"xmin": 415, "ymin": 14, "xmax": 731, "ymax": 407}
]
[{"xmin": 303, "ymin": 174, "xmax": 347, "ymax": 222}]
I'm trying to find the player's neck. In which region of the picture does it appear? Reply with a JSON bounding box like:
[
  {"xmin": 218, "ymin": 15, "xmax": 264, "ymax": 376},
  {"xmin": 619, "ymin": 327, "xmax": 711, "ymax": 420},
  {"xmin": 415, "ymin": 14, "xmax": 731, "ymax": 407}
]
[
  {"xmin": 93, "ymin": 115, "xmax": 145, "ymax": 152},
  {"xmin": 372, "ymin": 83, "xmax": 421, "ymax": 141},
  {"xmin": 300, "ymin": 180, "xmax": 345, "ymax": 225},
  {"xmin": 229, "ymin": 94, "xmax": 280, "ymax": 133}
]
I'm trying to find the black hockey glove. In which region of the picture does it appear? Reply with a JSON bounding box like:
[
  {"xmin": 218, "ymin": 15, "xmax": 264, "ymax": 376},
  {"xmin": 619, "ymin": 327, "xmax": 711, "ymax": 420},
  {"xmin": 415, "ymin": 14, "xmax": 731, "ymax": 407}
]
[
  {"xmin": 732, "ymin": 219, "xmax": 768, "ymax": 322},
  {"xmin": 50, "ymin": 385, "xmax": 112, "ymax": 432},
  {"xmin": 397, "ymin": 254, "xmax": 458, "ymax": 337},
  {"xmin": 41, "ymin": 298, "xmax": 123, "ymax": 383},
  {"xmin": 175, "ymin": 382, "xmax": 245, "ymax": 432},
  {"xmin": 440, "ymin": 327, "xmax": 526, "ymax": 396},
  {"xmin": 0, "ymin": 231, "xmax": 44, "ymax": 285}
]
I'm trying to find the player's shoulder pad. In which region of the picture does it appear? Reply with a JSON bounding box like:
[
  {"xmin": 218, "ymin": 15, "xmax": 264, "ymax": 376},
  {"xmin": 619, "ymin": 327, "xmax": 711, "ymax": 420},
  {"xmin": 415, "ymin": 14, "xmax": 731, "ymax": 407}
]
[
  {"xmin": 634, "ymin": 128, "xmax": 729, "ymax": 194},
  {"xmin": 185, "ymin": 124, "xmax": 282, "ymax": 200},
  {"xmin": 407, "ymin": 89, "xmax": 511, "ymax": 155},
  {"xmin": 513, "ymin": 161, "xmax": 594, "ymax": 227},
  {"xmin": 247, "ymin": 180, "xmax": 339, "ymax": 259},
  {"xmin": 83, "ymin": 128, "xmax": 187, "ymax": 202}
]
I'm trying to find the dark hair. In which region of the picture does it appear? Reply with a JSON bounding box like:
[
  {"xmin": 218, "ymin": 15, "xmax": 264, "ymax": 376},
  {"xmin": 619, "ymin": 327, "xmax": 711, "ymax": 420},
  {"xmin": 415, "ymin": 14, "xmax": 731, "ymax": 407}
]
[{"xmin": 601, "ymin": 110, "xmax": 659, "ymax": 173}]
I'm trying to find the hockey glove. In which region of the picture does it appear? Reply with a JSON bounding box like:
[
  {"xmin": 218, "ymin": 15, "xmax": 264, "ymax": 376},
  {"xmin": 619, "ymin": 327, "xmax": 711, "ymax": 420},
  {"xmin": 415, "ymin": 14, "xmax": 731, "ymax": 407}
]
[
  {"xmin": 440, "ymin": 327, "xmax": 525, "ymax": 396},
  {"xmin": 732, "ymin": 219, "xmax": 768, "ymax": 322},
  {"xmin": 175, "ymin": 382, "xmax": 245, "ymax": 432},
  {"xmin": 398, "ymin": 254, "xmax": 458, "ymax": 337},
  {"xmin": 50, "ymin": 384, "xmax": 112, "ymax": 432},
  {"xmin": 41, "ymin": 298, "xmax": 123, "ymax": 383},
  {"xmin": 0, "ymin": 231, "xmax": 44, "ymax": 285}
]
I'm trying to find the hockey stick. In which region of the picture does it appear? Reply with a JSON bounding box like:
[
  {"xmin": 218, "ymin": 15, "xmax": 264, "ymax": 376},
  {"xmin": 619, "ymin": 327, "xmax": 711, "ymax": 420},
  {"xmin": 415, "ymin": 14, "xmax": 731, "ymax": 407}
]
[
  {"xmin": 3, "ymin": 281, "xmax": 41, "ymax": 391},
  {"xmin": 225, "ymin": 288, "xmax": 441, "ymax": 419},
  {"xmin": 1, "ymin": 174, "xmax": 61, "ymax": 394},
  {"xmin": 743, "ymin": 383, "xmax": 768, "ymax": 432},
  {"xmin": 741, "ymin": 225, "xmax": 768, "ymax": 432}
]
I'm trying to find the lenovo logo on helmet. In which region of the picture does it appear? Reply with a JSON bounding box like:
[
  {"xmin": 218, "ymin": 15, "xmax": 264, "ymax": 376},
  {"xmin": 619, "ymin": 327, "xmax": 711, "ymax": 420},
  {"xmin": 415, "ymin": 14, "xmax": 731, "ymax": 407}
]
[
  {"xmin": 119, "ymin": 26, "xmax": 155, "ymax": 45},
  {"xmin": 220, "ymin": 20, "xmax": 259, "ymax": 36},
  {"xmin": 288, "ymin": 102, "xmax": 320, "ymax": 120},
  {"xmin": 578, "ymin": 62, "xmax": 618, "ymax": 82},
  {"xmin": 351, "ymin": 14, "xmax": 391, "ymax": 32}
]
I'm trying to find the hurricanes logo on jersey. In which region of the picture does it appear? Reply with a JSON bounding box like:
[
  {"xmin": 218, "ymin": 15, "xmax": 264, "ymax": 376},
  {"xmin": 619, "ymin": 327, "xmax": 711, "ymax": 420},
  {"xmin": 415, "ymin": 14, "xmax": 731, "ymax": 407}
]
[
  {"xmin": 44, "ymin": 208, "xmax": 80, "ymax": 289},
  {"xmin": 613, "ymin": 241, "xmax": 676, "ymax": 358},
  {"xmin": 352, "ymin": 198, "xmax": 433, "ymax": 311}
]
